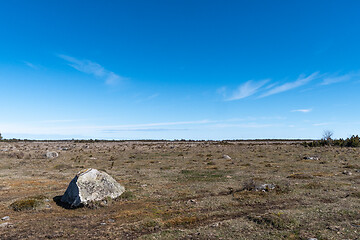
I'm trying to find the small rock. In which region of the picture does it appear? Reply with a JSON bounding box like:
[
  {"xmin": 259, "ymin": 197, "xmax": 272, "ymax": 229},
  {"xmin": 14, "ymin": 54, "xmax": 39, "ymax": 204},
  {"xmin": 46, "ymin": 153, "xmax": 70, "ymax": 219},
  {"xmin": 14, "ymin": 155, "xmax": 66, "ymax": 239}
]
[
  {"xmin": 343, "ymin": 170, "xmax": 352, "ymax": 175},
  {"xmin": 223, "ymin": 155, "xmax": 231, "ymax": 160},
  {"xmin": 100, "ymin": 222, "xmax": 106, "ymax": 225},
  {"xmin": 308, "ymin": 238, "xmax": 318, "ymax": 240},
  {"xmin": 211, "ymin": 223, "xmax": 219, "ymax": 227},
  {"xmin": 0, "ymin": 222, "xmax": 13, "ymax": 228},
  {"xmin": 1, "ymin": 216, "xmax": 10, "ymax": 221},
  {"xmin": 108, "ymin": 219, "xmax": 115, "ymax": 223},
  {"xmin": 255, "ymin": 184, "xmax": 276, "ymax": 192},
  {"xmin": 304, "ymin": 156, "xmax": 319, "ymax": 160},
  {"xmin": 46, "ymin": 151, "xmax": 59, "ymax": 159}
]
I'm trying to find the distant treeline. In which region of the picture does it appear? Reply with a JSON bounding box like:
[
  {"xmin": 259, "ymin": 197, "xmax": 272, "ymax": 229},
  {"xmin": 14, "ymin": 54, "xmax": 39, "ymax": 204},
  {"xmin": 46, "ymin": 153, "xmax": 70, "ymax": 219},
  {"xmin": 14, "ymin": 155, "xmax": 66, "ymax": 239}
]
[
  {"xmin": 0, "ymin": 137, "xmax": 312, "ymax": 143},
  {"xmin": 304, "ymin": 135, "xmax": 360, "ymax": 147}
]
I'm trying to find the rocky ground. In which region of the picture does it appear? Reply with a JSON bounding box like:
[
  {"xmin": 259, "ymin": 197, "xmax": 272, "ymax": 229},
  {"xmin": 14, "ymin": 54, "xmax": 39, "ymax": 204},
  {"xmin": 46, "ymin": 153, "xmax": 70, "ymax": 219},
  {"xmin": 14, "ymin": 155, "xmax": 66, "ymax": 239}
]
[{"xmin": 0, "ymin": 140, "xmax": 359, "ymax": 239}]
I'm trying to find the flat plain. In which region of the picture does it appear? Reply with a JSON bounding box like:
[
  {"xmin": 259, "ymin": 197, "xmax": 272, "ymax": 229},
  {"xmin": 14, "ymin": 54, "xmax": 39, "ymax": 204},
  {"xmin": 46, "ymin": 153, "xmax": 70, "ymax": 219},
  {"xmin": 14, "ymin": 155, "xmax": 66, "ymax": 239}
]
[{"xmin": 0, "ymin": 140, "xmax": 359, "ymax": 239}]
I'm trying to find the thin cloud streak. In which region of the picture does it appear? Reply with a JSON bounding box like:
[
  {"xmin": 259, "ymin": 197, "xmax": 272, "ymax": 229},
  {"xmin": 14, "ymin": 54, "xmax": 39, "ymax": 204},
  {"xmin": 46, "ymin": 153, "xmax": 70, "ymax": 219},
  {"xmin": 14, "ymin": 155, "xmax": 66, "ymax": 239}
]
[
  {"xmin": 58, "ymin": 54, "xmax": 125, "ymax": 85},
  {"xmin": 102, "ymin": 128, "xmax": 189, "ymax": 132},
  {"xmin": 227, "ymin": 79, "xmax": 269, "ymax": 101},
  {"xmin": 0, "ymin": 120, "xmax": 215, "ymax": 135},
  {"xmin": 40, "ymin": 119, "xmax": 83, "ymax": 123},
  {"xmin": 260, "ymin": 72, "xmax": 319, "ymax": 98},
  {"xmin": 313, "ymin": 122, "xmax": 331, "ymax": 126},
  {"xmin": 291, "ymin": 109, "xmax": 312, "ymax": 113},
  {"xmin": 321, "ymin": 71, "xmax": 360, "ymax": 85},
  {"xmin": 0, "ymin": 117, "xmax": 286, "ymax": 136},
  {"xmin": 210, "ymin": 123, "xmax": 277, "ymax": 128},
  {"xmin": 24, "ymin": 61, "xmax": 39, "ymax": 70}
]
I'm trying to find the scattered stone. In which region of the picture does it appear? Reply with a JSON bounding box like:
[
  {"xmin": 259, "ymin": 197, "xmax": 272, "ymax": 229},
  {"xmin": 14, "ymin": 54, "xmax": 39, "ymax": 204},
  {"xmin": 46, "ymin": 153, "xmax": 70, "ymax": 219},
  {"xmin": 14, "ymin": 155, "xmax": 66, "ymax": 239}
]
[
  {"xmin": 255, "ymin": 184, "xmax": 276, "ymax": 192},
  {"xmin": 242, "ymin": 180, "xmax": 277, "ymax": 192},
  {"xmin": 223, "ymin": 154, "xmax": 231, "ymax": 160},
  {"xmin": 211, "ymin": 222, "xmax": 221, "ymax": 228},
  {"xmin": 61, "ymin": 168, "xmax": 125, "ymax": 208},
  {"xmin": 108, "ymin": 219, "xmax": 115, "ymax": 223},
  {"xmin": 343, "ymin": 170, "xmax": 352, "ymax": 175},
  {"xmin": 46, "ymin": 151, "xmax": 59, "ymax": 159},
  {"xmin": 308, "ymin": 238, "xmax": 318, "ymax": 240},
  {"xmin": 0, "ymin": 222, "xmax": 13, "ymax": 228},
  {"xmin": 187, "ymin": 199, "xmax": 197, "ymax": 204},
  {"xmin": 1, "ymin": 216, "xmax": 10, "ymax": 221},
  {"xmin": 304, "ymin": 156, "xmax": 319, "ymax": 160}
]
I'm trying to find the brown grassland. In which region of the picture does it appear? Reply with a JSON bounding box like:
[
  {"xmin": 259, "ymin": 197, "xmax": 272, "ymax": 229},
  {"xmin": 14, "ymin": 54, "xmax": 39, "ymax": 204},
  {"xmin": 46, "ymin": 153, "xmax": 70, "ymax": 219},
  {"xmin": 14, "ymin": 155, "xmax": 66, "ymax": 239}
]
[{"xmin": 0, "ymin": 140, "xmax": 359, "ymax": 239}]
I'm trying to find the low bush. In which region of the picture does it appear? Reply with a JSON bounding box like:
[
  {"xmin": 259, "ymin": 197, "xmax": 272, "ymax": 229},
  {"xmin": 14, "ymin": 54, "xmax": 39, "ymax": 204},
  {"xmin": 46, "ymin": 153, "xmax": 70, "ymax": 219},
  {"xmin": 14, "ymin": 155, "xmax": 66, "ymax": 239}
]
[{"xmin": 304, "ymin": 135, "xmax": 360, "ymax": 147}]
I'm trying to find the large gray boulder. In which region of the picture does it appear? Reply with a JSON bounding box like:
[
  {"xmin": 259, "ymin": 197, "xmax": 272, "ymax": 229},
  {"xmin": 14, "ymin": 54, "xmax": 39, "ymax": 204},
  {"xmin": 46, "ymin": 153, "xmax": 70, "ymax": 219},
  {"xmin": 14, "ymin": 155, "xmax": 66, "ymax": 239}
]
[{"xmin": 61, "ymin": 168, "xmax": 125, "ymax": 208}]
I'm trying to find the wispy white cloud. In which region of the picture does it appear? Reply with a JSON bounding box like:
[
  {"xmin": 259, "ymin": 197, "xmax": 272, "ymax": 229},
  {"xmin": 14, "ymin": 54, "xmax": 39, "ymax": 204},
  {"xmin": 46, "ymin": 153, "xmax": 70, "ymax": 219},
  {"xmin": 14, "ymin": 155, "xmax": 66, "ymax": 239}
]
[
  {"xmin": 291, "ymin": 109, "xmax": 312, "ymax": 113},
  {"xmin": 1, "ymin": 117, "xmax": 287, "ymax": 137},
  {"xmin": 146, "ymin": 93, "xmax": 159, "ymax": 101},
  {"xmin": 102, "ymin": 128, "xmax": 188, "ymax": 132},
  {"xmin": 210, "ymin": 123, "xmax": 277, "ymax": 128},
  {"xmin": 312, "ymin": 122, "xmax": 331, "ymax": 126},
  {"xmin": 0, "ymin": 120, "xmax": 214, "ymax": 136},
  {"xmin": 260, "ymin": 72, "xmax": 319, "ymax": 98},
  {"xmin": 39, "ymin": 119, "xmax": 88, "ymax": 123},
  {"xmin": 216, "ymin": 86, "xmax": 227, "ymax": 97},
  {"xmin": 321, "ymin": 71, "xmax": 360, "ymax": 85},
  {"xmin": 58, "ymin": 54, "xmax": 125, "ymax": 85},
  {"xmin": 24, "ymin": 61, "xmax": 39, "ymax": 70},
  {"xmin": 134, "ymin": 93, "xmax": 160, "ymax": 103},
  {"xmin": 108, "ymin": 120, "xmax": 213, "ymax": 129},
  {"xmin": 226, "ymin": 79, "xmax": 269, "ymax": 101}
]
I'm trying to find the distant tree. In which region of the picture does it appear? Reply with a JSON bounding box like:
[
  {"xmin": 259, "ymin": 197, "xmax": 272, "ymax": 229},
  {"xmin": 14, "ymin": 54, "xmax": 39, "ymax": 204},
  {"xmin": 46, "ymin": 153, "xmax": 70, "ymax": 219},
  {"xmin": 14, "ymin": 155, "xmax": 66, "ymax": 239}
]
[
  {"xmin": 0, "ymin": 132, "xmax": 2, "ymax": 140},
  {"xmin": 322, "ymin": 130, "xmax": 333, "ymax": 141}
]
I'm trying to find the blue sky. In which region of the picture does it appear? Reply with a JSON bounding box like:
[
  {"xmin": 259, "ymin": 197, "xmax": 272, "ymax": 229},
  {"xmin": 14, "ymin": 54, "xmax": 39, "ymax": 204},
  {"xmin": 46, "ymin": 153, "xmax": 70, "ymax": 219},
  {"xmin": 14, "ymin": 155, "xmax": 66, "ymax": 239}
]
[{"xmin": 1, "ymin": 0, "xmax": 360, "ymax": 140}]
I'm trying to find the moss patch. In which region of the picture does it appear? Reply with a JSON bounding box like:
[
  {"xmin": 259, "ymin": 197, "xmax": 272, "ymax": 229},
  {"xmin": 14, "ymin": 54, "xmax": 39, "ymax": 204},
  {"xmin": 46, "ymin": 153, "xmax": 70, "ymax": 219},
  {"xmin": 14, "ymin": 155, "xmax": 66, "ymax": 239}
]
[{"xmin": 10, "ymin": 195, "xmax": 48, "ymax": 211}]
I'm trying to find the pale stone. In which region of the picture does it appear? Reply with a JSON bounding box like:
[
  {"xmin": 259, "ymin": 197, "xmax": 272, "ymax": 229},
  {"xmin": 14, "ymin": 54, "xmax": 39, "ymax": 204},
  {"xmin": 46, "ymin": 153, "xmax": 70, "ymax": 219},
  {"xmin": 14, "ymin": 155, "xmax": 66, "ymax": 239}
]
[
  {"xmin": 0, "ymin": 222, "xmax": 13, "ymax": 228},
  {"xmin": 223, "ymin": 154, "xmax": 231, "ymax": 160},
  {"xmin": 46, "ymin": 151, "xmax": 59, "ymax": 158},
  {"xmin": 61, "ymin": 168, "xmax": 125, "ymax": 208}
]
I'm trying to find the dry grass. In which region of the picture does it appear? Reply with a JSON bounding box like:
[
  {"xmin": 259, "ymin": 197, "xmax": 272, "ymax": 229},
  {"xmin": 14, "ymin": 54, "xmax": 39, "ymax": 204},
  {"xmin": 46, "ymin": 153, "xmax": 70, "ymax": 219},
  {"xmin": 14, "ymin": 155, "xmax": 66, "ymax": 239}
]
[{"xmin": 0, "ymin": 140, "xmax": 359, "ymax": 239}]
